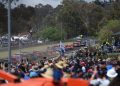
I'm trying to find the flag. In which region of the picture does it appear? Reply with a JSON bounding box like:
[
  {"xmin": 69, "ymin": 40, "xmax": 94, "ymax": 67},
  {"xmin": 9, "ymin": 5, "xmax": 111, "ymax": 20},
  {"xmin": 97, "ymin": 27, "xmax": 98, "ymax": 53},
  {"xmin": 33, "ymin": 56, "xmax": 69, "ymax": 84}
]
[
  {"xmin": 59, "ymin": 41, "xmax": 65, "ymax": 56},
  {"xmin": 59, "ymin": 41, "xmax": 65, "ymax": 52}
]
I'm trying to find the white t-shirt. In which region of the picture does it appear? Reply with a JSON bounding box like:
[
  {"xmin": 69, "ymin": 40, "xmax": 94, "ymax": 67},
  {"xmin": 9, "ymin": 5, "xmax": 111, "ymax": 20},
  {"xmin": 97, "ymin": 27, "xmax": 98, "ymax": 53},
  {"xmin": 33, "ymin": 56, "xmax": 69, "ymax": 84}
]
[
  {"xmin": 82, "ymin": 66, "xmax": 86, "ymax": 73},
  {"xmin": 90, "ymin": 78, "xmax": 110, "ymax": 86}
]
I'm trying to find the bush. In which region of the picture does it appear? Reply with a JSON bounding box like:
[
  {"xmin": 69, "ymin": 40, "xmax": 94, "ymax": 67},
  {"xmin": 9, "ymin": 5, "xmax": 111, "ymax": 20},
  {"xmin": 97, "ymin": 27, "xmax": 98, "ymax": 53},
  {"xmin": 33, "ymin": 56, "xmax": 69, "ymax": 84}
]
[
  {"xmin": 35, "ymin": 27, "xmax": 66, "ymax": 41},
  {"xmin": 98, "ymin": 20, "xmax": 120, "ymax": 44}
]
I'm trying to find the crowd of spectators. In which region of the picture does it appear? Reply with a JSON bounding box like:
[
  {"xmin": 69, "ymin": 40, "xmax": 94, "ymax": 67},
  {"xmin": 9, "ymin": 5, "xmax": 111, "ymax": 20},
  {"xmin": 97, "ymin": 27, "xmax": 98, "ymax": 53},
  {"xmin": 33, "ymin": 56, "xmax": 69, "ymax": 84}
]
[{"xmin": 0, "ymin": 48, "xmax": 120, "ymax": 86}]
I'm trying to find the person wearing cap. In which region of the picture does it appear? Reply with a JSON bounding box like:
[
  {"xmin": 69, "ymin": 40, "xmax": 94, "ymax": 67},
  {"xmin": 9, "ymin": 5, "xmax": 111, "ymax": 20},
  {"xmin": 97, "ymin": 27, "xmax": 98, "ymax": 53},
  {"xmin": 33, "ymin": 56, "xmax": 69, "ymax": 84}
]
[
  {"xmin": 106, "ymin": 64, "xmax": 113, "ymax": 72},
  {"xmin": 106, "ymin": 67, "xmax": 118, "ymax": 80}
]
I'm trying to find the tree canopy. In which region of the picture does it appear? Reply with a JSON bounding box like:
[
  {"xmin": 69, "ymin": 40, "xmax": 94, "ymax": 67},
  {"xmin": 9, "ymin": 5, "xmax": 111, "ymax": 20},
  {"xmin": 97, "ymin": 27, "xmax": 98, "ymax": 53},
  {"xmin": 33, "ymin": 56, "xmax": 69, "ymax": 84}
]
[
  {"xmin": 98, "ymin": 20, "xmax": 120, "ymax": 43},
  {"xmin": 36, "ymin": 27, "xmax": 66, "ymax": 41},
  {"xmin": 0, "ymin": 0, "xmax": 120, "ymax": 40}
]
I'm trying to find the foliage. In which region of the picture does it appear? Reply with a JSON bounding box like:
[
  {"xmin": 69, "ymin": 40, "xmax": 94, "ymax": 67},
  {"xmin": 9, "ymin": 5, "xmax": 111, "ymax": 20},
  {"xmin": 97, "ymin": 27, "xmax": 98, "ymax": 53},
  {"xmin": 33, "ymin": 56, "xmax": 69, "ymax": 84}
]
[
  {"xmin": 58, "ymin": 0, "xmax": 104, "ymax": 38},
  {"xmin": 98, "ymin": 28, "xmax": 113, "ymax": 43},
  {"xmin": 0, "ymin": 0, "xmax": 120, "ymax": 40},
  {"xmin": 0, "ymin": 3, "xmax": 7, "ymax": 35},
  {"xmin": 104, "ymin": 20, "xmax": 120, "ymax": 33},
  {"xmin": 98, "ymin": 20, "xmax": 120, "ymax": 43},
  {"xmin": 12, "ymin": 4, "xmax": 35, "ymax": 34},
  {"xmin": 37, "ymin": 27, "xmax": 66, "ymax": 41}
]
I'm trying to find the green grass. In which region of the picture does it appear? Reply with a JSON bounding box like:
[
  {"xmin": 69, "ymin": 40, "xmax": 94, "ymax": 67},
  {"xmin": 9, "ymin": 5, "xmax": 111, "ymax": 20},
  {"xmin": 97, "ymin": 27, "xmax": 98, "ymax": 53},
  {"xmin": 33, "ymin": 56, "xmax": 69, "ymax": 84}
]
[{"xmin": 0, "ymin": 42, "xmax": 72, "ymax": 58}]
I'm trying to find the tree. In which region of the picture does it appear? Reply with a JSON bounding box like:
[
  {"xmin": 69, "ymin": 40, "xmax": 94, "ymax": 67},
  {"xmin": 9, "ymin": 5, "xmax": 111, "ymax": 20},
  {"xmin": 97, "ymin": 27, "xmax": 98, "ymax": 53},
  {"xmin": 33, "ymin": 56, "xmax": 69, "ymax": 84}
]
[
  {"xmin": 103, "ymin": 0, "xmax": 120, "ymax": 20},
  {"xmin": 1, "ymin": 0, "xmax": 120, "ymax": 40},
  {"xmin": 58, "ymin": 0, "xmax": 104, "ymax": 37},
  {"xmin": 98, "ymin": 28, "xmax": 113, "ymax": 43},
  {"xmin": 0, "ymin": 2, "xmax": 7, "ymax": 35},
  {"xmin": 33, "ymin": 4, "xmax": 53, "ymax": 31},
  {"xmin": 78, "ymin": 3, "xmax": 104, "ymax": 35},
  {"xmin": 94, "ymin": 0, "xmax": 103, "ymax": 6},
  {"xmin": 37, "ymin": 27, "xmax": 66, "ymax": 41},
  {"xmin": 98, "ymin": 20, "xmax": 120, "ymax": 43},
  {"xmin": 12, "ymin": 4, "xmax": 35, "ymax": 34},
  {"xmin": 105, "ymin": 20, "xmax": 120, "ymax": 33},
  {"xmin": 58, "ymin": 0, "xmax": 86, "ymax": 38}
]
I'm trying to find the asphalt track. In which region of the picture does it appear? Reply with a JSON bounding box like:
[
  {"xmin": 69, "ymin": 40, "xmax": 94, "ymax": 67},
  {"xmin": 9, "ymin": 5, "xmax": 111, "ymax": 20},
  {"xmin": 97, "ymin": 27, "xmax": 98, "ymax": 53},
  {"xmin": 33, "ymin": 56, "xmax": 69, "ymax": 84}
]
[{"xmin": 0, "ymin": 42, "xmax": 73, "ymax": 58}]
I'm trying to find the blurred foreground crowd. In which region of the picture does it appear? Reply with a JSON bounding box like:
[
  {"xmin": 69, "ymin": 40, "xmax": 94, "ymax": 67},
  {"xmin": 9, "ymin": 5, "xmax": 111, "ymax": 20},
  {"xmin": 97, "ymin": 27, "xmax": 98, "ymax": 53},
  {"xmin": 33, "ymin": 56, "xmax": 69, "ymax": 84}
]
[{"xmin": 0, "ymin": 49, "xmax": 120, "ymax": 86}]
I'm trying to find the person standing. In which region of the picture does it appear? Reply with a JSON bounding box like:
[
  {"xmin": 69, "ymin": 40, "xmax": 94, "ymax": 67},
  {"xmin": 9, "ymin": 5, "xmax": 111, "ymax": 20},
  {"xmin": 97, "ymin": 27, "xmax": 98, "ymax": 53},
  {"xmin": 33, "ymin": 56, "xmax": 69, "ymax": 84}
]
[{"xmin": 90, "ymin": 66, "xmax": 110, "ymax": 86}]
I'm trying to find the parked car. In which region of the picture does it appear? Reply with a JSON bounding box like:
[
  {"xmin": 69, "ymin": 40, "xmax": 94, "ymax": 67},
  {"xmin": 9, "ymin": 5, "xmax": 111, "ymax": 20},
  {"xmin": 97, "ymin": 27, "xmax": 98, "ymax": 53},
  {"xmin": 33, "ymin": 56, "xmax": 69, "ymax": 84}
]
[{"xmin": 37, "ymin": 40, "xmax": 43, "ymax": 44}]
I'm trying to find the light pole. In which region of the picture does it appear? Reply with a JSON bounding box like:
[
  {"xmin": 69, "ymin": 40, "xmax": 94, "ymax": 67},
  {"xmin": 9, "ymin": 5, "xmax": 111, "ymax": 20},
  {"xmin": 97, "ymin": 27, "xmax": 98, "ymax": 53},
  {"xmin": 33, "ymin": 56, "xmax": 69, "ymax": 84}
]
[
  {"xmin": 61, "ymin": 22, "xmax": 62, "ymax": 41},
  {"xmin": 19, "ymin": 38, "xmax": 21, "ymax": 55},
  {"xmin": 8, "ymin": 0, "xmax": 12, "ymax": 72}
]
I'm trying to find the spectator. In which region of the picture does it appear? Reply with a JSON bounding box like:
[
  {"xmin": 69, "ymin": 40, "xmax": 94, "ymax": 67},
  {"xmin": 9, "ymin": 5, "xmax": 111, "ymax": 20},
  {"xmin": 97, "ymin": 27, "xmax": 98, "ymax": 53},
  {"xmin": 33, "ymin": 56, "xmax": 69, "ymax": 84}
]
[
  {"xmin": 90, "ymin": 66, "xmax": 110, "ymax": 86},
  {"xmin": 108, "ymin": 68, "xmax": 120, "ymax": 86},
  {"xmin": 106, "ymin": 68, "xmax": 118, "ymax": 80}
]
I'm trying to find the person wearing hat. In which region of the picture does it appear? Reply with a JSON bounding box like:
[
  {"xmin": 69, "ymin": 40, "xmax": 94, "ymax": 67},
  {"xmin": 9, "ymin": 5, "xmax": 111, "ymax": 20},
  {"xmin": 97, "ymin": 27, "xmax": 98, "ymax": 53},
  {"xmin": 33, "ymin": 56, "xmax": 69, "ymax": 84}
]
[
  {"xmin": 107, "ymin": 68, "xmax": 118, "ymax": 80},
  {"xmin": 41, "ymin": 68, "xmax": 64, "ymax": 86},
  {"xmin": 55, "ymin": 61, "xmax": 65, "ymax": 69},
  {"xmin": 106, "ymin": 63, "xmax": 113, "ymax": 72},
  {"xmin": 52, "ymin": 61, "xmax": 64, "ymax": 82},
  {"xmin": 108, "ymin": 68, "xmax": 120, "ymax": 86},
  {"xmin": 41, "ymin": 68, "xmax": 53, "ymax": 79}
]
